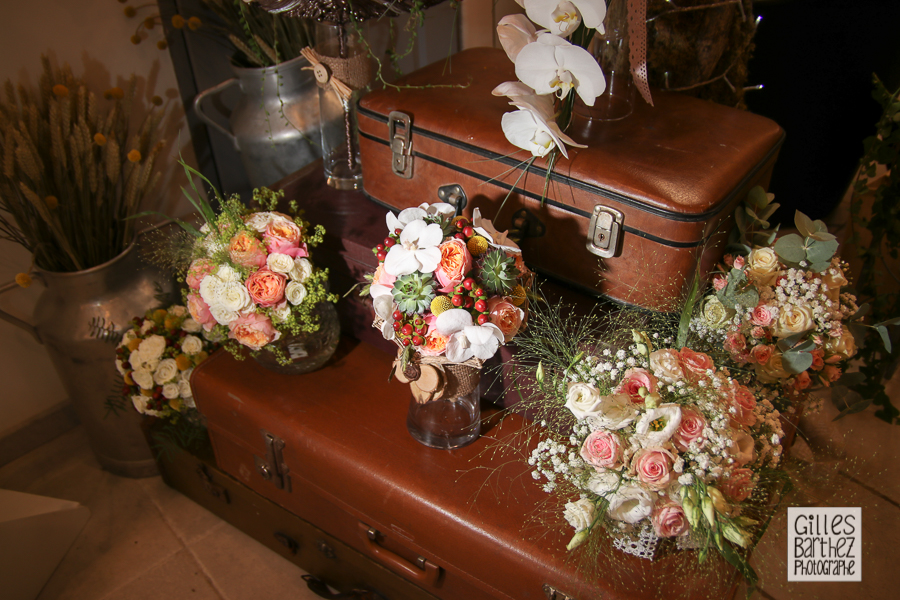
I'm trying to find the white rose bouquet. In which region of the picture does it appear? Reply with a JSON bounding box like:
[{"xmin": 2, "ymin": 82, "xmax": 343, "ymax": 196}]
[{"xmin": 115, "ymin": 305, "xmax": 220, "ymax": 423}]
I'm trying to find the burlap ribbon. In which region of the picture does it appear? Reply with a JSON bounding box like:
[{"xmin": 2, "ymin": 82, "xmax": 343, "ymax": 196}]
[{"xmin": 300, "ymin": 46, "xmax": 373, "ymax": 102}]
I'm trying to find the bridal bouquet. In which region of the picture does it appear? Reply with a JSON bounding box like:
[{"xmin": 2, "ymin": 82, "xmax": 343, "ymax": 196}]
[{"xmin": 116, "ymin": 305, "xmax": 220, "ymax": 422}]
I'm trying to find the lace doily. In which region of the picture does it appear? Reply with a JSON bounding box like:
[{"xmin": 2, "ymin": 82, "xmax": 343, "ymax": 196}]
[{"xmin": 613, "ymin": 526, "xmax": 660, "ymax": 560}]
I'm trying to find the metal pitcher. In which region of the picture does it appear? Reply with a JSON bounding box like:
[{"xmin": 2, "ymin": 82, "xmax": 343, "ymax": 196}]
[{"xmin": 194, "ymin": 54, "xmax": 322, "ymax": 188}]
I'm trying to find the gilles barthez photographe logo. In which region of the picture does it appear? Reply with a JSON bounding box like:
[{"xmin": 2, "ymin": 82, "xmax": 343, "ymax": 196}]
[{"xmin": 787, "ymin": 507, "xmax": 861, "ymax": 581}]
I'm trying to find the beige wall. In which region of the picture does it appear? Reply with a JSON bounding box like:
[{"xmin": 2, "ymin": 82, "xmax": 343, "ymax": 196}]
[{"xmin": 0, "ymin": 1, "xmax": 192, "ymax": 434}]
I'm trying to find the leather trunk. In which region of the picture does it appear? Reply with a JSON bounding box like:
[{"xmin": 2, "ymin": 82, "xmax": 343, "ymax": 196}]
[
  {"xmin": 191, "ymin": 339, "xmax": 742, "ymax": 600},
  {"xmin": 357, "ymin": 48, "xmax": 785, "ymax": 311}
]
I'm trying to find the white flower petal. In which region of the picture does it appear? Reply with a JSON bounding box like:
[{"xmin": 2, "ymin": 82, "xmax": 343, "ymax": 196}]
[
  {"xmin": 436, "ymin": 309, "xmax": 473, "ymax": 335},
  {"xmin": 373, "ymin": 294, "xmax": 396, "ymax": 320},
  {"xmin": 414, "ymin": 247, "xmax": 442, "ymax": 274},
  {"xmin": 384, "ymin": 246, "xmax": 419, "ymax": 276},
  {"xmin": 497, "ymin": 13, "xmax": 539, "ymax": 62},
  {"xmin": 370, "ymin": 283, "xmax": 394, "ymax": 299},
  {"xmin": 399, "ymin": 219, "xmax": 428, "ymax": 244},
  {"xmin": 446, "ymin": 332, "xmax": 474, "ymax": 363},
  {"xmin": 555, "ymin": 44, "xmax": 607, "ymax": 106}
]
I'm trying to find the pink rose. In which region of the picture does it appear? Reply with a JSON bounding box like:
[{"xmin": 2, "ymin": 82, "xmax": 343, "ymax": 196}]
[
  {"xmin": 721, "ymin": 468, "xmax": 755, "ymax": 502},
  {"xmin": 229, "ymin": 230, "xmax": 268, "ymax": 268},
  {"xmin": 487, "ymin": 297, "xmax": 525, "ymax": 342},
  {"xmin": 673, "ymin": 407, "xmax": 707, "ymax": 451},
  {"xmin": 726, "ymin": 381, "xmax": 757, "ymax": 427},
  {"xmin": 750, "ymin": 304, "xmax": 775, "ymax": 327},
  {"xmin": 724, "ymin": 332, "xmax": 747, "ymax": 355},
  {"xmin": 712, "ymin": 274, "xmax": 727, "ymax": 291},
  {"xmin": 246, "ymin": 268, "xmax": 287, "ymax": 307},
  {"xmin": 372, "ymin": 263, "xmax": 396, "ymax": 289},
  {"xmin": 651, "ymin": 502, "xmax": 690, "ymax": 538},
  {"xmin": 632, "ymin": 447, "xmax": 674, "ymax": 490},
  {"xmin": 733, "ymin": 255, "xmax": 746, "ymax": 269},
  {"xmin": 186, "ymin": 259, "xmax": 216, "ymax": 290},
  {"xmin": 793, "ymin": 371, "xmax": 812, "ymax": 391},
  {"xmin": 679, "ymin": 348, "xmax": 715, "ymax": 382},
  {"xmin": 615, "ymin": 368, "xmax": 657, "ymax": 404},
  {"xmin": 810, "ymin": 349, "xmax": 825, "ymax": 371},
  {"xmin": 750, "ymin": 326, "xmax": 766, "ymax": 339},
  {"xmin": 263, "ymin": 215, "xmax": 302, "ymax": 252},
  {"xmin": 750, "ymin": 344, "xmax": 773, "ymax": 365},
  {"xmin": 580, "ymin": 430, "xmax": 624, "ymax": 470},
  {"xmin": 228, "ymin": 312, "xmax": 280, "ymax": 351},
  {"xmin": 269, "ymin": 240, "xmax": 308, "ymax": 259},
  {"xmin": 434, "ymin": 238, "xmax": 473, "ymax": 293},
  {"xmin": 187, "ymin": 292, "xmax": 216, "ymax": 331}
]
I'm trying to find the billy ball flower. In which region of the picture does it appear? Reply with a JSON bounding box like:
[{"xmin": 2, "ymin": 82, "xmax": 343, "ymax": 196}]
[
  {"xmin": 93, "ymin": 133, "xmax": 107, "ymax": 146},
  {"xmin": 52, "ymin": 84, "xmax": 69, "ymax": 97},
  {"xmin": 127, "ymin": 149, "xmax": 142, "ymax": 163}
]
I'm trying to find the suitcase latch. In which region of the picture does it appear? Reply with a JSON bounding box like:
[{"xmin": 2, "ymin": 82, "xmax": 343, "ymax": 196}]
[
  {"xmin": 543, "ymin": 584, "xmax": 579, "ymax": 600},
  {"xmin": 586, "ymin": 205, "xmax": 623, "ymax": 258},
  {"xmin": 254, "ymin": 430, "xmax": 291, "ymax": 492},
  {"xmin": 437, "ymin": 184, "xmax": 467, "ymax": 215},
  {"xmin": 389, "ymin": 111, "xmax": 414, "ymax": 179}
]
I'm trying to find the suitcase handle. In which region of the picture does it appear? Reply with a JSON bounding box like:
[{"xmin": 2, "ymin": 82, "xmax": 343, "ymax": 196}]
[{"xmin": 357, "ymin": 522, "xmax": 441, "ymax": 588}]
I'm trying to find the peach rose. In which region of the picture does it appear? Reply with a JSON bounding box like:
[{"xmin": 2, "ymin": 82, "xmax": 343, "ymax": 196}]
[
  {"xmin": 580, "ymin": 430, "xmax": 624, "ymax": 470},
  {"xmin": 772, "ymin": 305, "xmax": 814, "ymax": 338},
  {"xmin": 186, "ymin": 259, "xmax": 216, "ymax": 290},
  {"xmin": 419, "ymin": 330, "xmax": 450, "ymax": 357},
  {"xmin": 679, "ymin": 348, "xmax": 715, "ymax": 381},
  {"xmin": 822, "ymin": 365, "xmax": 842, "ymax": 385},
  {"xmin": 263, "ymin": 215, "xmax": 302, "ymax": 252},
  {"xmin": 721, "ymin": 468, "xmax": 756, "ymax": 502},
  {"xmin": 615, "ymin": 368, "xmax": 657, "ymax": 404},
  {"xmin": 187, "ymin": 292, "xmax": 216, "ymax": 331},
  {"xmin": 651, "ymin": 502, "xmax": 690, "ymax": 538},
  {"xmin": 487, "ymin": 297, "xmax": 524, "ymax": 342},
  {"xmin": 810, "ymin": 348, "xmax": 825, "ymax": 371},
  {"xmin": 793, "ymin": 371, "xmax": 812, "ymax": 391},
  {"xmin": 750, "ymin": 344, "xmax": 773, "ymax": 365},
  {"xmin": 229, "ymin": 230, "xmax": 267, "ymax": 268},
  {"xmin": 673, "ymin": 407, "xmax": 707, "ymax": 451},
  {"xmin": 228, "ymin": 312, "xmax": 280, "ymax": 351},
  {"xmin": 713, "ymin": 274, "xmax": 728, "ymax": 291},
  {"xmin": 373, "ymin": 263, "xmax": 396, "ymax": 289},
  {"xmin": 755, "ymin": 351, "xmax": 790, "ymax": 383},
  {"xmin": 733, "ymin": 255, "xmax": 746, "ymax": 269},
  {"xmin": 632, "ymin": 447, "xmax": 674, "ymax": 490},
  {"xmin": 726, "ymin": 381, "xmax": 757, "ymax": 427},
  {"xmin": 245, "ymin": 268, "xmax": 287, "ymax": 307},
  {"xmin": 434, "ymin": 238, "xmax": 473, "ymax": 293},
  {"xmin": 746, "ymin": 247, "xmax": 781, "ymax": 286}
]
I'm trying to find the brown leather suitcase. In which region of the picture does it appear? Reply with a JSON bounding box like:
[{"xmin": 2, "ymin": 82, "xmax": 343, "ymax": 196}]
[
  {"xmin": 191, "ymin": 339, "xmax": 742, "ymax": 600},
  {"xmin": 357, "ymin": 48, "xmax": 784, "ymax": 311}
]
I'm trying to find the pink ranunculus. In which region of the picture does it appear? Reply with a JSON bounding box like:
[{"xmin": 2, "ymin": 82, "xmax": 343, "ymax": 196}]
[
  {"xmin": 187, "ymin": 291, "xmax": 217, "ymax": 331},
  {"xmin": 245, "ymin": 268, "xmax": 287, "ymax": 307},
  {"xmin": 724, "ymin": 332, "xmax": 747, "ymax": 355},
  {"xmin": 580, "ymin": 430, "xmax": 624, "ymax": 470},
  {"xmin": 733, "ymin": 255, "xmax": 746, "ymax": 269},
  {"xmin": 652, "ymin": 502, "xmax": 690, "ymax": 538},
  {"xmin": 726, "ymin": 381, "xmax": 757, "ymax": 427},
  {"xmin": 750, "ymin": 304, "xmax": 775, "ymax": 327},
  {"xmin": 712, "ymin": 274, "xmax": 728, "ymax": 291},
  {"xmin": 263, "ymin": 215, "xmax": 302, "ymax": 252},
  {"xmin": 615, "ymin": 367, "xmax": 657, "ymax": 404},
  {"xmin": 750, "ymin": 344, "xmax": 773, "ymax": 365},
  {"xmin": 487, "ymin": 297, "xmax": 525, "ymax": 342},
  {"xmin": 632, "ymin": 447, "xmax": 674, "ymax": 490},
  {"xmin": 673, "ymin": 407, "xmax": 707, "ymax": 451},
  {"xmin": 721, "ymin": 468, "xmax": 756, "ymax": 502},
  {"xmin": 186, "ymin": 259, "xmax": 216, "ymax": 290},
  {"xmin": 793, "ymin": 371, "xmax": 812, "ymax": 391},
  {"xmin": 228, "ymin": 230, "xmax": 268, "ymax": 268},
  {"xmin": 228, "ymin": 312, "xmax": 280, "ymax": 351},
  {"xmin": 810, "ymin": 348, "xmax": 825, "ymax": 371},
  {"xmin": 434, "ymin": 238, "xmax": 473, "ymax": 293},
  {"xmin": 679, "ymin": 347, "xmax": 715, "ymax": 382}
]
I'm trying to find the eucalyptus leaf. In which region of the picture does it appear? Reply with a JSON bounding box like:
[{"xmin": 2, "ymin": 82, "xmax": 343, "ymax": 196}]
[
  {"xmin": 734, "ymin": 208, "xmax": 747, "ymax": 231},
  {"xmin": 764, "ymin": 227, "xmax": 780, "ymax": 245},
  {"xmin": 851, "ymin": 303, "xmax": 872, "ymax": 320},
  {"xmin": 836, "ymin": 371, "xmax": 866, "ymax": 388},
  {"xmin": 747, "ymin": 186, "xmax": 769, "ymax": 209},
  {"xmin": 782, "ymin": 350, "xmax": 813, "ymax": 374},
  {"xmin": 794, "ymin": 339, "xmax": 817, "ymax": 353},
  {"xmin": 877, "ymin": 325, "xmax": 892, "ymax": 353},
  {"xmin": 809, "ymin": 231, "xmax": 837, "ymax": 243},
  {"xmin": 806, "ymin": 239, "xmax": 839, "ymax": 264},
  {"xmin": 809, "ymin": 261, "xmax": 832, "ymax": 273},
  {"xmin": 875, "ymin": 316, "xmax": 900, "ymax": 326},
  {"xmin": 774, "ymin": 234, "xmax": 807, "ymax": 263},
  {"xmin": 759, "ymin": 203, "xmax": 780, "ymax": 221},
  {"xmin": 831, "ymin": 387, "xmax": 872, "ymax": 420},
  {"xmin": 795, "ymin": 211, "xmax": 817, "ymax": 238},
  {"xmin": 725, "ymin": 243, "xmax": 752, "ymax": 256},
  {"xmin": 848, "ymin": 322, "xmax": 868, "ymax": 346}
]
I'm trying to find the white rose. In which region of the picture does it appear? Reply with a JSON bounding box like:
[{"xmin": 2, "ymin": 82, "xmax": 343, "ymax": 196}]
[
  {"xmin": 747, "ymin": 247, "xmax": 781, "ymax": 286},
  {"xmin": 168, "ymin": 305, "xmax": 187, "ymax": 317},
  {"xmin": 772, "ymin": 305, "xmax": 814, "ymax": 338},
  {"xmin": 244, "ymin": 211, "xmax": 274, "ymax": 232},
  {"xmin": 132, "ymin": 370, "xmax": 154, "ymax": 390},
  {"xmin": 132, "ymin": 395, "xmax": 162, "ymax": 416},
  {"xmin": 199, "ymin": 275, "xmax": 222, "ymax": 306},
  {"xmin": 179, "ymin": 379, "xmax": 193, "ymax": 399},
  {"xmin": 290, "ymin": 257, "xmax": 313, "ymax": 282},
  {"xmin": 586, "ymin": 393, "xmax": 637, "ymax": 431},
  {"xmin": 218, "ymin": 281, "xmax": 253, "ymax": 312},
  {"xmin": 129, "ymin": 349, "xmax": 158, "ymax": 374},
  {"xmin": 181, "ymin": 367, "xmax": 194, "ymax": 383},
  {"xmin": 138, "ymin": 335, "xmax": 167, "ymax": 361},
  {"xmin": 181, "ymin": 335, "xmax": 203, "ymax": 355},
  {"xmin": 115, "ymin": 359, "xmax": 126, "ymax": 376},
  {"xmin": 209, "ymin": 304, "xmax": 239, "ymax": 325},
  {"xmin": 564, "ymin": 382, "xmax": 604, "ymax": 420},
  {"xmin": 181, "ymin": 392, "xmax": 196, "ymax": 409},
  {"xmin": 606, "ymin": 485, "xmax": 656, "ymax": 524},
  {"xmin": 182, "ymin": 317, "xmax": 201, "ymax": 333},
  {"xmin": 584, "ymin": 469, "xmax": 620, "ymax": 496},
  {"xmin": 216, "ymin": 264, "xmax": 240, "ymax": 283},
  {"xmin": 649, "ymin": 349, "xmax": 685, "ymax": 384},
  {"xmin": 563, "ymin": 498, "xmax": 595, "ymax": 532},
  {"xmin": 702, "ymin": 296, "xmax": 733, "ymax": 330},
  {"xmin": 285, "ymin": 281, "xmax": 308, "ymax": 306},
  {"xmin": 162, "ymin": 383, "xmax": 181, "ymax": 400},
  {"xmin": 271, "ymin": 302, "xmax": 292, "ymax": 322},
  {"xmin": 634, "ymin": 404, "xmax": 682, "ymax": 447},
  {"xmin": 121, "ymin": 329, "xmax": 137, "ymax": 345},
  {"xmin": 140, "ymin": 320, "xmax": 153, "ymax": 335},
  {"xmin": 267, "ymin": 253, "xmax": 296, "ymax": 274},
  {"xmin": 154, "ymin": 358, "xmax": 179, "ymax": 385}
]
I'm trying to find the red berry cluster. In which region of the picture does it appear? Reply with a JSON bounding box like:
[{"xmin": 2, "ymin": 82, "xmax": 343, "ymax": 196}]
[
  {"xmin": 450, "ymin": 277, "xmax": 491, "ymax": 325},
  {"xmin": 391, "ymin": 310, "xmax": 428, "ymax": 347},
  {"xmin": 373, "ymin": 228, "xmax": 401, "ymax": 262}
]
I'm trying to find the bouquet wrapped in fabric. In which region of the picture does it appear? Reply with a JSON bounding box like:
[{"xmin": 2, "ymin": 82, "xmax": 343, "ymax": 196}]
[{"xmin": 116, "ymin": 305, "xmax": 220, "ymax": 422}]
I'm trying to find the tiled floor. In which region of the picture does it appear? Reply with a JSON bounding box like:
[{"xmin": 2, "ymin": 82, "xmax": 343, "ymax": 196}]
[{"xmin": 1, "ymin": 393, "xmax": 898, "ymax": 600}]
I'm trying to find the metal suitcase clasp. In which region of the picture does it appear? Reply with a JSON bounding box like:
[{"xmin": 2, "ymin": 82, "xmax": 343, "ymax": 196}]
[
  {"xmin": 389, "ymin": 111, "xmax": 413, "ymax": 179},
  {"xmin": 586, "ymin": 205, "xmax": 623, "ymax": 258},
  {"xmin": 254, "ymin": 430, "xmax": 291, "ymax": 492}
]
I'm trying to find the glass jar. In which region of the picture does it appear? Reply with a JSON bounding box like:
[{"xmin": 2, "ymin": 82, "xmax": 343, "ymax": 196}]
[
  {"xmin": 406, "ymin": 382, "xmax": 482, "ymax": 450},
  {"xmin": 252, "ymin": 302, "xmax": 340, "ymax": 375}
]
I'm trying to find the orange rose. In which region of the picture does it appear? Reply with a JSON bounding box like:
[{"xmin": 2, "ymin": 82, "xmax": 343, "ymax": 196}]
[
  {"xmin": 487, "ymin": 297, "xmax": 524, "ymax": 342},
  {"xmin": 418, "ymin": 330, "xmax": 449, "ymax": 357},
  {"xmin": 245, "ymin": 268, "xmax": 287, "ymax": 307},
  {"xmin": 229, "ymin": 230, "xmax": 267, "ymax": 268},
  {"xmin": 435, "ymin": 238, "xmax": 473, "ymax": 293}
]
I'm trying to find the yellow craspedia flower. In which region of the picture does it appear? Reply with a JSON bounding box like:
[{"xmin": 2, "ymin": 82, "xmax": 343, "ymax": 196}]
[
  {"xmin": 44, "ymin": 195, "xmax": 58, "ymax": 210},
  {"xmin": 123, "ymin": 371, "xmax": 134, "ymax": 386},
  {"xmin": 430, "ymin": 295, "xmax": 453, "ymax": 316},
  {"xmin": 157, "ymin": 40, "xmax": 168, "ymax": 51},
  {"xmin": 152, "ymin": 308, "xmax": 168, "ymax": 323},
  {"xmin": 127, "ymin": 149, "xmax": 142, "ymax": 163},
  {"xmin": 509, "ymin": 284, "xmax": 527, "ymax": 306},
  {"xmin": 171, "ymin": 14, "xmax": 185, "ymax": 29},
  {"xmin": 127, "ymin": 338, "xmax": 141, "ymax": 351},
  {"xmin": 164, "ymin": 317, "xmax": 179, "ymax": 330},
  {"xmin": 15, "ymin": 273, "xmax": 32, "ymax": 288},
  {"xmin": 52, "ymin": 84, "xmax": 68, "ymax": 97},
  {"xmin": 187, "ymin": 16, "xmax": 202, "ymax": 30},
  {"xmin": 104, "ymin": 87, "xmax": 124, "ymax": 100},
  {"xmin": 467, "ymin": 235, "xmax": 488, "ymax": 256},
  {"xmin": 141, "ymin": 388, "xmax": 153, "ymax": 397},
  {"xmin": 175, "ymin": 354, "xmax": 193, "ymax": 371},
  {"xmin": 93, "ymin": 133, "xmax": 107, "ymax": 146}
]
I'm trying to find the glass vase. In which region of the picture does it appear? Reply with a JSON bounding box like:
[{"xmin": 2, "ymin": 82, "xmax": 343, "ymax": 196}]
[
  {"xmin": 315, "ymin": 22, "xmax": 372, "ymax": 190},
  {"xmin": 574, "ymin": 6, "xmax": 635, "ymax": 123},
  {"xmin": 406, "ymin": 383, "xmax": 482, "ymax": 450},
  {"xmin": 252, "ymin": 302, "xmax": 340, "ymax": 375}
]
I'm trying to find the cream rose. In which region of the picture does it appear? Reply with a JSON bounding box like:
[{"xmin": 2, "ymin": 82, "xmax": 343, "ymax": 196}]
[
  {"xmin": 209, "ymin": 304, "xmax": 239, "ymax": 325},
  {"xmin": 181, "ymin": 335, "xmax": 203, "ymax": 355},
  {"xmin": 162, "ymin": 382, "xmax": 181, "ymax": 400},
  {"xmin": 606, "ymin": 485, "xmax": 656, "ymax": 524},
  {"xmin": 649, "ymin": 348, "xmax": 684, "ymax": 383},
  {"xmin": 271, "ymin": 302, "xmax": 292, "ymax": 322},
  {"xmin": 182, "ymin": 317, "xmax": 201, "ymax": 333},
  {"xmin": 772, "ymin": 305, "xmax": 814, "ymax": 338},
  {"xmin": 702, "ymin": 296, "xmax": 733, "ymax": 330},
  {"xmin": 218, "ymin": 281, "xmax": 253, "ymax": 313},
  {"xmin": 564, "ymin": 382, "xmax": 604, "ymax": 420},
  {"xmin": 754, "ymin": 351, "xmax": 790, "ymax": 383},
  {"xmin": 154, "ymin": 358, "xmax": 179, "ymax": 385},
  {"xmin": 267, "ymin": 252, "xmax": 296, "ymax": 274},
  {"xmin": 826, "ymin": 330, "xmax": 857, "ymax": 360},
  {"xmin": 138, "ymin": 335, "xmax": 166, "ymax": 361},
  {"xmin": 746, "ymin": 247, "xmax": 781, "ymax": 286},
  {"xmin": 290, "ymin": 257, "xmax": 313, "ymax": 282},
  {"xmin": 132, "ymin": 370, "xmax": 154, "ymax": 390},
  {"xmin": 129, "ymin": 349, "xmax": 159, "ymax": 374},
  {"xmin": 563, "ymin": 498, "xmax": 595, "ymax": 532},
  {"xmin": 132, "ymin": 395, "xmax": 162, "ymax": 417},
  {"xmin": 216, "ymin": 264, "xmax": 241, "ymax": 283},
  {"xmin": 586, "ymin": 393, "xmax": 637, "ymax": 431},
  {"xmin": 179, "ymin": 379, "xmax": 193, "ymax": 399},
  {"xmin": 728, "ymin": 430, "xmax": 757, "ymax": 466},
  {"xmin": 285, "ymin": 281, "xmax": 308, "ymax": 305},
  {"xmin": 584, "ymin": 469, "xmax": 620, "ymax": 496}
]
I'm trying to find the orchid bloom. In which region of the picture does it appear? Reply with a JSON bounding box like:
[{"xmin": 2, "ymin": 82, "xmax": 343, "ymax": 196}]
[
  {"xmin": 418, "ymin": 202, "xmax": 456, "ymax": 218},
  {"xmin": 515, "ymin": 33, "xmax": 607, "ymax": 106},
  {"xmin": 386, "ymin": 206, "xmax": 427, "ymax": 233},
  {"xmin": 497, "ymin": 14, "xmax": 540, "ymax": 62},
  {"xmin": 383, "ymin": 219, "xmax": 443, "ymax": 276},
  {"xmin": 518, "ymin": 0, "xmax": 607, "ymax": 37},
  {"xmin": 373, "ymin": 294, "xmax": 397, "ymax": 340},
  {"xmin": 492, "ymin": 81, "xmax": 586, "ymax": 158},
  {"xmin": 435, "ymin": 308, "xmax": 505, "ymax": 363}
]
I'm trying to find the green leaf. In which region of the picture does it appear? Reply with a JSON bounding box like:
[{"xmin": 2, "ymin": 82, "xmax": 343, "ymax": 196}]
[
  {"xmin": 746, "ymin": 186, "xmax": 769, "ymax": 209},
  {"xmin": 808, "ymin": 261, "xmax": 832, "ymax": 273},
  {"xmin": 851, "ymin": 304, "xmax": 872, "ymax": 320},
  {"xmin": 848, "ymin": 323, "xmax": 868, "ymax": 346},
  {"xmin": 764, "ymin": 226, "xmax": 780, "ymax": 245},
  {"xmin": 793, "ymin": 339, "xmax": 817, "ymax": 353},
  {"xmin": 725, "ymin": 243, "xmax": 752, "ymax": 256},
  {"xmin": 776, "ymin": 331, "xmax": 809, "ymax": 352},
  {"xmin": 677, "ymin": 269, "xmax": 702, "ymax": 349},
  {"xmin": 734, "ymin": 207, "xmax": 747, "ymax": 231},
  {"xmin": 795, "ymin": 211, "xmax": 817, "ymax": 238},
  {"xmin": 782, "ymin": 350, "xmax": 813, "ymax": 373},
  {"xmin": 831, "ymin": 386, "xmax": 872, "ymax": 420},
  {"xmin": 759, "ymin": 203, "xmax": 780, "ymax": 221},
  {"xmin": 809, "ymin": 230, "xmax": 837, "ymax": 242},
  {"xmin": 806, "ymin": 239, "xmax": 839, "ymax": 264},
  {"xmin": 874, "ymin": 316, "xmax": 900, "ymax": 326},
  {"xmin": 877, "ymin": 325, "xmax": 892, "ymax": 353},
  {"xmin": 774, "ymin": 234, "xmax": 806, "ymax": 263}
]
